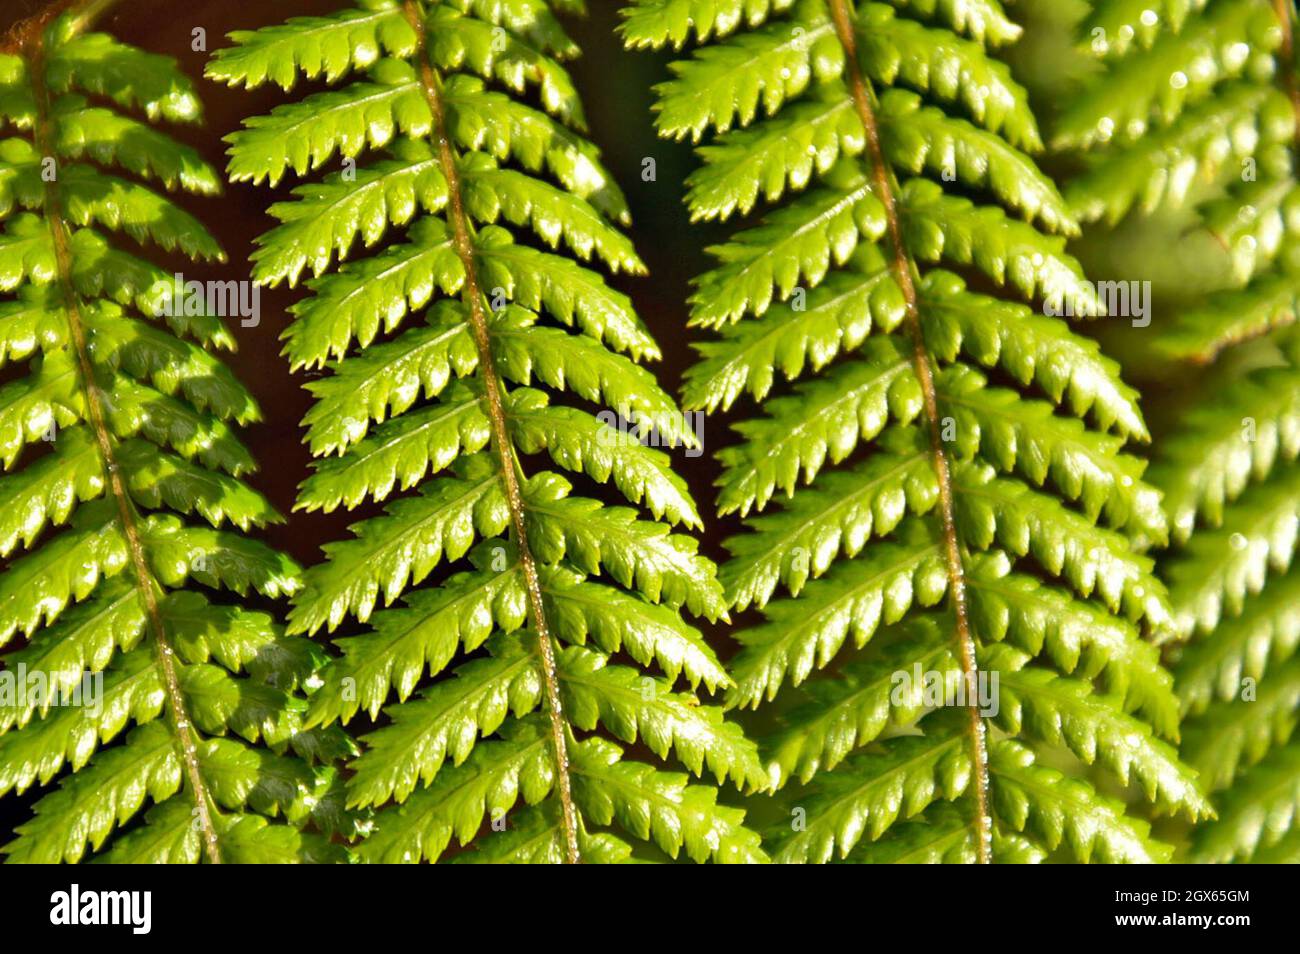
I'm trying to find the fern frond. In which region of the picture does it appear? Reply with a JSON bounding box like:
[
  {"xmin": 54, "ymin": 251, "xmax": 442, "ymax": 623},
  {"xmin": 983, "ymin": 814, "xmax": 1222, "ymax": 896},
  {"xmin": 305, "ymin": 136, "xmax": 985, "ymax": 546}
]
[
  {"xmin": 938, "ymin": 364, "xmax": 1164, "ymax": 540},
  {"xmin": 721, "ymin": 430, "xmax": 936, "ymax": 610},
  {"xmin": 689, "ymin": 163, "xmax": 886, "ymax": 327},
  {"xmin": 879, "ymin": 89, "xmax": 1075, "ymax": 234},
  {"xmin": 884, "ymin": 0, "xmax": 1020, "ymax": 47},
  {"xmin": 899, "ymin": 179, "xmax": 1099, "ymax": 315},
  {"xmin": 630, "ymin": 0, "xmax": 1195, "ymax": 864},
  {"xmin": 1200, "ymin": 178, "xmax": 1300, "ymax": 284},
  {"xmin": 762, "ymin": 616, "xmax": 951, "ymax": 786},
  {"xmin": 0, "ymin": 11, "xmax": 343, "ymax": 864},
  {"xmin": 952, "ymin": 461, "xmax": 1171, "ymax": 628},
  {"xmin": 204, "ymin": 4, "xmax": 421, "ymax": 91},
  {"xmin": 221, "ymin": 0, "xmax": 762, "ymax": 863},
  {"xmin": 620, "ymin": 0, "xmax": 800, "ymax": 49},
  {"xmin": 726, "ymin": 519, "xmax": 949, "ymax": 709}
]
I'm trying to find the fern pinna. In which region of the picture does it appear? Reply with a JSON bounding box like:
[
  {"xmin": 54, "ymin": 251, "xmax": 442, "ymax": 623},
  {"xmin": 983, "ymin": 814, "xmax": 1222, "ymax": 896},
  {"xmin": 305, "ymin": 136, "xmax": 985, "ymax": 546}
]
[
  {"xmin": 625, "ymin": 0, "xmax": 1212, "ymax": 862},
  {"xmin": 211, "ymin": 0, "xmax": 768, "ymax": 864},
  {"xmin": 1061, "ymin": 0, "xmax": 1300, "ymax": 862},
  {"xmin": 0, "ymin": 5, "xmax": 351, "ymax": 864}
]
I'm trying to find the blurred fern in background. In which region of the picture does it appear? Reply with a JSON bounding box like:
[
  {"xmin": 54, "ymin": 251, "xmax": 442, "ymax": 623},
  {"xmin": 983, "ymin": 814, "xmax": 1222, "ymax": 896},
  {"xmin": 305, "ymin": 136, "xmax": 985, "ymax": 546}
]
[{"xmin": 1061, "ymin": 0, "xmax": 1300, "ymax": 863}]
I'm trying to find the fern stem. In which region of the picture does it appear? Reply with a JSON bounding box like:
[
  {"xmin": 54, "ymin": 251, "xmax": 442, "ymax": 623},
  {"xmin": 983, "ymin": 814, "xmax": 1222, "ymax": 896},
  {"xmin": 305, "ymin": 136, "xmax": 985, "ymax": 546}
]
[
  {"xmin": 827, "ymin": 0, "xmax": 992, "ymax": 862},
  {"xmin": 21, "ymin": 8, "xmax": 223, "ymax": 865},
  {"xmin": 403, "ymin": 0, "xmax": 581, "ymax": 863}
]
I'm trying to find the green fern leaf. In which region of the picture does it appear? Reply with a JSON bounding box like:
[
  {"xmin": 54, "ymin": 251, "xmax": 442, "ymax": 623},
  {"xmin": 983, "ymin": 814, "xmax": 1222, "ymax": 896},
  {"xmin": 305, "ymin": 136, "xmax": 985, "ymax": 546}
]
[
  {"xmin": 620, "ymin": 0, "xmax": 800, "ymax": 49},
  {"xmin": 1166, "ymin": 467, "xmax": 1300, "ymax": 636},
  {"xmin": 768, "ymin": 710, "xmax": 970, "ymax": 863},
  {"xmin": 989, "ymin": 739, "xmax": 1173, "ymax": 863},
  {"xmin": 838, "ymin": 803, "xmax": 1044, "ymax": 863},
  {"xmin": 208, "ymin": 4, "xmax": 421, "ymax": 91},
  {"xmin": 1082, "ymin": 1, "xmax": 1211, "ymax": 57},
  {"xmin": 721, "ymin": 431, "xmax": 936, "ymax": 610},
  {"xmin": 715, "ymin": 338, "xmax": 924, "ymax": 515}
]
